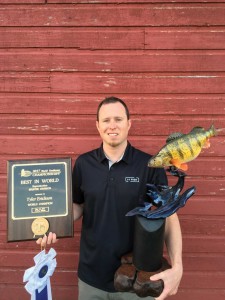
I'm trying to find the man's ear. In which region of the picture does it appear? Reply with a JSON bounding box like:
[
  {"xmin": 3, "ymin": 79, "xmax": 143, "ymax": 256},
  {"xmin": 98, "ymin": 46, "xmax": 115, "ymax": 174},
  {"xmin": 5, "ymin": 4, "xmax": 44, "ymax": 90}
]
[
  {"xmin": 128, "ymin": 119, "xmax": 132, "ymax": 130},
  {"xmin": 96, "ymin": 120, "xmax": 100, "ymax": 131}
]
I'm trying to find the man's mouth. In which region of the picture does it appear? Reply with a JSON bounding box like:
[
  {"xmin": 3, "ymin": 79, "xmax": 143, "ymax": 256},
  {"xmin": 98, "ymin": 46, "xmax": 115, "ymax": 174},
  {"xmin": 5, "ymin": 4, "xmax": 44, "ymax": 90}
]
[{"xmin": 108, "ymin": 133, "xmax": 118, "ymax": 136}]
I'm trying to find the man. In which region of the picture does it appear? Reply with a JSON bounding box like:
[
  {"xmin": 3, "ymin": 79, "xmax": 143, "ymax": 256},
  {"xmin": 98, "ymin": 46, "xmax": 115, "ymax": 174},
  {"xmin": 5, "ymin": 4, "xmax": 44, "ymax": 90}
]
[{"xmin": 38, "ymin": 97, "xmax": 183, "ymax": 300}]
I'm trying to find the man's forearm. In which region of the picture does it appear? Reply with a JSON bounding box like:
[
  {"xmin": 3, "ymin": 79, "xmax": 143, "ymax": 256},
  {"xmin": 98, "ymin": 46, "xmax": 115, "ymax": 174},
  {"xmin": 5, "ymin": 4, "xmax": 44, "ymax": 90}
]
[
  {"xmin": 73, "ymin": 203, "xmax": 84, "ymax": 221},
  {"xmin": 165, "ymin": 213, "xmax": 183, "ymax": 269}
]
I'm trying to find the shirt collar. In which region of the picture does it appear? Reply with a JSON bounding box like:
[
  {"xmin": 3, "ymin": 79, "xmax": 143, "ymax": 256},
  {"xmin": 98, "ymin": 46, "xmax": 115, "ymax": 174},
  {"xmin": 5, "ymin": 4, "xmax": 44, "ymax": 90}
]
[{"xmin": 97, "ymin": 142, "xmax": 133, "ymax": 165}]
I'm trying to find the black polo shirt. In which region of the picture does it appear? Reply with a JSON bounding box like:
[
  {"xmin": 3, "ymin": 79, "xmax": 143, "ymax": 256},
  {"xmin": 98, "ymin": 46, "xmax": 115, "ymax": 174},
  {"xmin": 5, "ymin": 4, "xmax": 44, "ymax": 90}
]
[{"xmin": 72, "ymin": 142, "xmax": 167, "ymax": 292}]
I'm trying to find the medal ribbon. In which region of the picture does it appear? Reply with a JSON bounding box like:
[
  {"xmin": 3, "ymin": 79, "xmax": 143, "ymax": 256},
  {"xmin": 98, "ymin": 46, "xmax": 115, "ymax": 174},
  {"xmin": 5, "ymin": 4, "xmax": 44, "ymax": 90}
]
[{"xmin": 23, "ymin": 248, "xmax": 57, "ymax": 300}]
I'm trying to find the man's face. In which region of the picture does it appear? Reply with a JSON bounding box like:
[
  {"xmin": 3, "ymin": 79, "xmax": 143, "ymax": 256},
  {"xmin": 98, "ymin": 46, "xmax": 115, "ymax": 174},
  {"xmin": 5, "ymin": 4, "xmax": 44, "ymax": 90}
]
[{"xmin": 96, "ymin": 102, "xmax": 131, "ymax": 148}]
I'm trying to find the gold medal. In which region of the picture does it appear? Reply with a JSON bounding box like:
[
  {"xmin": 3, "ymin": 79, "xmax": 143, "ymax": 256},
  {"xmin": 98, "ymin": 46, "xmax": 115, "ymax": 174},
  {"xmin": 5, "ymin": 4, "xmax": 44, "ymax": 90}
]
[{"xmin": 31, "ymin": 217, "xmax": 49, "ymax": 238}]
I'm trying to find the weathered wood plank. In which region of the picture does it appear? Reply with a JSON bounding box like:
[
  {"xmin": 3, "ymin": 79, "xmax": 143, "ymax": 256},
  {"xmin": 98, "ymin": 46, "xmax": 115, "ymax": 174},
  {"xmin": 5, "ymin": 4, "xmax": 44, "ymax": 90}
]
[
  {"xmin": 1, "ymin": 230, "xmax": 225, "ymax": 254},
  {"xmin": 0, "ymin": 250, "xmax": 224, "ymax": 271},
  {"xmin": 0, "ymin": 250, "xmax": 79, "ymax": 269},
  {"xmin": 1, "ymin": 175, "xmax": 225, "ymax": 195},
  {"xmin": 49, "ymin": 0, "xmax": 225, "ymax": 3},
  {"xmin": 183, "ymin": 235, "xmax": 225, "ymax": 253},
  {"xmin": 1, "ymin": 211, "xmax": 225, "ymax": 232},
  {"xmin": 3, "ymin": 0, "xmax": 224, "ymax": 4},
  {"xmin": 0, "ymin": 231, "xmax": 80, "ymax": 251},
  {"xmin": 145, "ymin": 28, "xmax": 225, "ymax": 50},
  {"xmin": 0, "ymin": 211, "xmax": 81, "ymax": 233},
  {"xmin": 182, "ymin": 253, "xmax": 225, "ymax": 271},
  {"xmin": 0, "ymin": 284, "xmax": 77, "ymax": 300},
  {"xmin": 1, "ymin": 4, "xmax": 225, "ymax": 26},
  {"xmin": 0, "ymin": 285, "xmax": 224, "ymax": 300},
  {"xmin": 2, "ymin": 72, "xmax": 225, "ymax": 93},
  {"xmin": 0, "ymin": 135, "xmax": 100, "ymax": 155},
  {"xmin": 2, "ymin": 28, "xmax": 225, "ymax": 50},
  {"xmin": 0, "ymin": 29, "xmax": 144, "ymax": 49},
  {"xmin": 178, "ymin": 196, "xmax": 225, "ymax": 215},
  {"xmin": 0, "ymin": 268, "xmax": 77, "ymax": 285},
  {"xmin": 0, "ymin": 2, "xmax": 224, "ymax": 299},
  {"xmin": 194, "ymin": 178, "xmax": 225, "ymax": 197},
  {"xmin": 2, "ymin": 231, "xmax": 225, "ymax": 254},
  {"xmin": 1, "ymin": 190, "xmax": 224, "ymax": 215},
  {"xmin": 50, "ymin": 72, "xmax": 225, "ymax": 94},
  {"xmin": 180, "ymin": 158, "xmax": 225, "ymax": 177},
  {"xmin": 2, "ymin": 0, "xmax": 44, "ymax": 3},
  {"xmin": 179, "ymin": 215, "xmax": 225, "ymax": 236},
  {"xmin": 2, "ymin": 50, "xmax": 225, "ymax": 71},
  {"xmin": 0, "ymin": 268, "xmax": 224, "ymax": 289},
  {"xmin": 0, "ymin": 136, "xmax": 224, "ymax": 157},
  {"xmin": 0, "ymin": 114, "xmax": 224, "ymax": 137},
  {"xmin": 0, "ymin": 284, "xmax": 30, "ymax": 300},
  {"xmin": 0, "ymin": 155, "xmax": 77, "ymax": 176},
  {"xmin": 172, "ymin": 177, "xmax": 225, "ymax": 197},
  {"xmin": 1, "ymin": 154, "xmax": 225, "ymax": 177},
  {"xmin": 180, "ymin": 272, "xmax": 225, "ymax": 289},
  {"xmin": 175, "ymin": 289, "xmax": 225, "ymax": 300},
  {"xmin": 0, "ymin": 72, "xmax": 50, "ymax": 93},
  {"xmin": 1, "ymin": 93, "xmax": 225, "ymax": 115}
]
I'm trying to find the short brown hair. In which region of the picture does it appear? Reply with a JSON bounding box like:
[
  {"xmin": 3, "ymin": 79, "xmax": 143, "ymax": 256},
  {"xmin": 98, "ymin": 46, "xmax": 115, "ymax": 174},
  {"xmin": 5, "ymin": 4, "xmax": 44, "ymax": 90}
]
[{"xmin": 97, "ymin": 96, "xmax": 130, "ymax": 121}]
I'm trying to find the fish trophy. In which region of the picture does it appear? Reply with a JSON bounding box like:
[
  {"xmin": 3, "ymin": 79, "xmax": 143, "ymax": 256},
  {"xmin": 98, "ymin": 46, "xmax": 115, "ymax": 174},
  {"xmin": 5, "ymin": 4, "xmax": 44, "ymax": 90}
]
[
  {"xmin": 148, "ymin": 124, "xmax": 217, "ymax": 171},
  {"xmin": 114, "ymin": 125, "xmax": 219, "ymax": 297}
]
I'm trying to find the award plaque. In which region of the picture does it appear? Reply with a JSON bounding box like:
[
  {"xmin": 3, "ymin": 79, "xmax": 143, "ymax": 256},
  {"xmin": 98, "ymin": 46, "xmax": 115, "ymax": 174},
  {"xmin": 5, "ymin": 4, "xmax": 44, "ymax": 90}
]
[{"xmin": 7, "ymin": 158, "xmax": 73, "ymax": 242}]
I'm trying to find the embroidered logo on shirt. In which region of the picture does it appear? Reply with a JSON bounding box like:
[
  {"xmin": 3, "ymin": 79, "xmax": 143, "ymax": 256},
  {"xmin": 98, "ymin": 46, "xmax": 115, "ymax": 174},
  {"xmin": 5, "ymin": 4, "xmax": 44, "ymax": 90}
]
[{"xmin": 125, "ymin": 177, "xmax": 139, "ymax": 183}]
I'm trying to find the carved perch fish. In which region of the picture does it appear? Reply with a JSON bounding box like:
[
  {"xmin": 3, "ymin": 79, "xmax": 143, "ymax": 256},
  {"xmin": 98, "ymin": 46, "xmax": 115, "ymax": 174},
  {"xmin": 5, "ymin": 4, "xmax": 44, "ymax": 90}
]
[{"xmin": 148, "ymin": 125, "xmax": 219, "ymax": 171}]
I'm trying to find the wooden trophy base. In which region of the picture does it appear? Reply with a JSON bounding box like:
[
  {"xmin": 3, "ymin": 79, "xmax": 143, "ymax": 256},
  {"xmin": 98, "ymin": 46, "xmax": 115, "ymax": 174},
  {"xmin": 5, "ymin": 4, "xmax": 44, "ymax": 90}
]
[{"xmin": 114, "ymin": 253, "xmax": 171, "ymax": 298}]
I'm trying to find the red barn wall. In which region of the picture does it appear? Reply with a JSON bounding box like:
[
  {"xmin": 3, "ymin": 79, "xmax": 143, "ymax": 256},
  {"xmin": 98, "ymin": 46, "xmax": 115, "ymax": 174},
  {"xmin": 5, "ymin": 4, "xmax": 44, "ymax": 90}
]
[{"xmin": 0, "ymin": 1, "xmax": 225, "ymax": 299}]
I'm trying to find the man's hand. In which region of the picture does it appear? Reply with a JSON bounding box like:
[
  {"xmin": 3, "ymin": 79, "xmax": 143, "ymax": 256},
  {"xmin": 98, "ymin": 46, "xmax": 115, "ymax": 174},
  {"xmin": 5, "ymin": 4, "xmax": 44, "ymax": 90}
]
[
  {"xmin": 36, "ymin": 232, "xmax": 58, "ymax": 249},
  {"xmin": 150, "ymin": 265, "xmax": 183, "ymax": 300}
]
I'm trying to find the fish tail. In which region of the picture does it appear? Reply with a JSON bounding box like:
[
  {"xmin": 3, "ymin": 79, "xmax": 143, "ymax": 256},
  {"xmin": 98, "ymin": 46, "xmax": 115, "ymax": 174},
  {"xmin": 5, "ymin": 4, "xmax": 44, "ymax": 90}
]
[{"xmin": 207, "ymin": 124, "xmax": 217, "ymax": 137}]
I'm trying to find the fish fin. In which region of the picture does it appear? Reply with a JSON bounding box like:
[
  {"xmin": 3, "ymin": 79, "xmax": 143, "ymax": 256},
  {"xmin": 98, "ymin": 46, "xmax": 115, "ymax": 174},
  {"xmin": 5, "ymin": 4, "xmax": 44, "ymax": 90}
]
[
  {"xmin": 203, "ymin": 139, "xmax": 210, "ymax": 149},
  {"xmin": 190, "ymin": 126, "xmax": 205, "ymax": 134},
  {"xmin": 166, "ymin": 132, "xmax": 184, "ymax": 143},
  {"xmin": 171, "ymin": 159, "xmax": 188, "ymax": 171},
  {"xmin": 179, "ymin": 163, "xmax": 188, "ymax": 171},
  {"xmin": 170, "ymin": 159, "xmax": 182, "ymax": 169}
]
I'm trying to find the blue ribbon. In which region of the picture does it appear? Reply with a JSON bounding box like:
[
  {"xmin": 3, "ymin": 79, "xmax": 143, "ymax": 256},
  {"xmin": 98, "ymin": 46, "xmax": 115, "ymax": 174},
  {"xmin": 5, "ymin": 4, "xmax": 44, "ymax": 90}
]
[
  {"xmin": 35, "ymin": 285, "xmax": 48, "ymax": 300},
  {"xmin": 23, "ymin": 248, "xmax": 57, "ymax": 300}
]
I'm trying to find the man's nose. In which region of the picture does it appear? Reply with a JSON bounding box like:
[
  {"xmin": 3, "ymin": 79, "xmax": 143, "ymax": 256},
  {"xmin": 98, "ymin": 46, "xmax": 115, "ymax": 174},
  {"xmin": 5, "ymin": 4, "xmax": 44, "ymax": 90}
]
[{"xmin": 109, "ymin": 120, "xmax": 117, "ymax": 129}]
